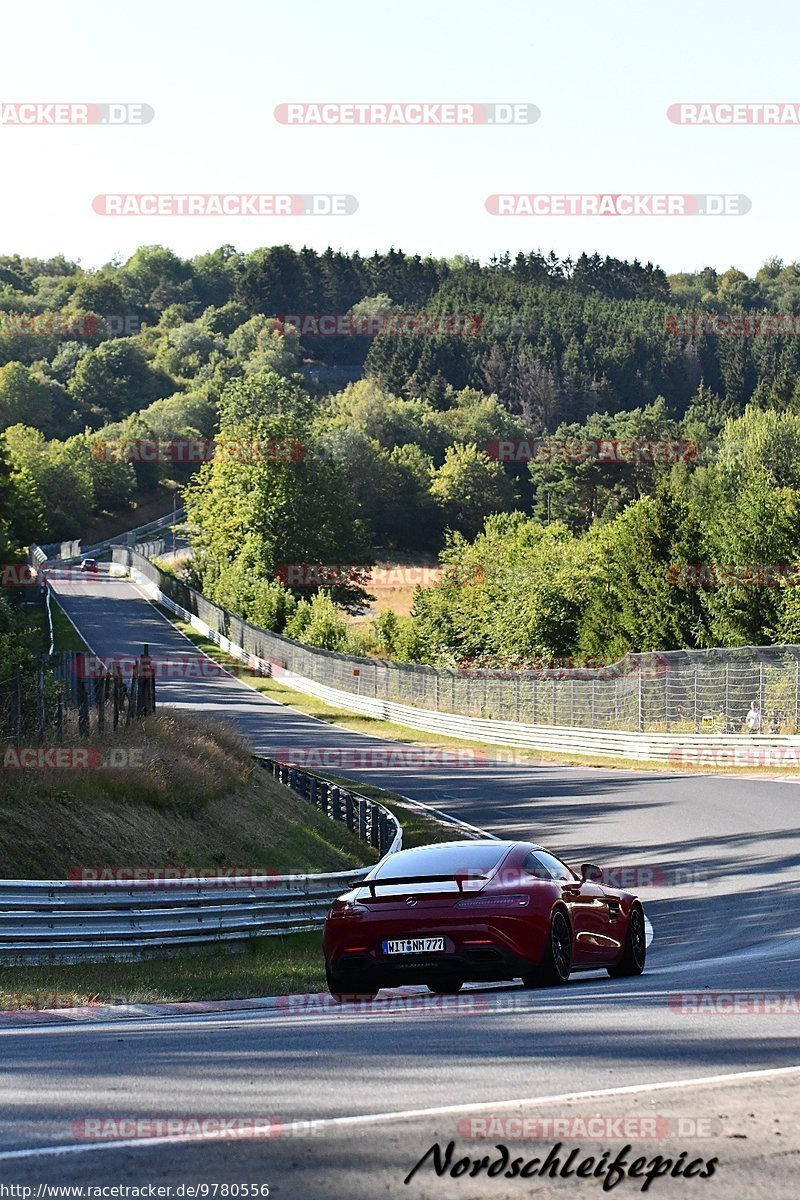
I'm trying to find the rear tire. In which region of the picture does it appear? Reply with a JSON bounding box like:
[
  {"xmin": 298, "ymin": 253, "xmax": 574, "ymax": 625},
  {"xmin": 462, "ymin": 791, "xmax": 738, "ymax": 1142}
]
[
  {"xmin": 426, "ymin": 977, "xmax": 463, "ymax": 995},
  {"xmin": 607, "ymin": 904, "xmax": 646, "ymax": 978},
  {"xmin": 522, "ymin": 909, "xmax": 572, "ymax": 987},
  {"xmin": 325, "ymin": 966, "xmax": 379, "ymax": 1003}
]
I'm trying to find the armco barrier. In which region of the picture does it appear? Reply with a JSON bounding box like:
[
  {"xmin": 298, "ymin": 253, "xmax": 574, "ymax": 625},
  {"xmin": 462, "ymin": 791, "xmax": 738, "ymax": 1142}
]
[
  {"xmin": 117, "ymin": 550, "xmax": 800, "ymax": 764},
  {"xmin": 29, "ymin": 508, "xmax": 186, "ymax": 569},
  {"xmin": 0, "ymin": 757, "xmax": 402, "ymax": 964}
]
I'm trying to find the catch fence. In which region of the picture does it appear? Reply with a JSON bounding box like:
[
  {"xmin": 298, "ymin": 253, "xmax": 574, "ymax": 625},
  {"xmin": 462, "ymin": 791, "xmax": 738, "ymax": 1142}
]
[{"xmin": 115, "ymin": 548, "xmax": 800, "ymax": 735}]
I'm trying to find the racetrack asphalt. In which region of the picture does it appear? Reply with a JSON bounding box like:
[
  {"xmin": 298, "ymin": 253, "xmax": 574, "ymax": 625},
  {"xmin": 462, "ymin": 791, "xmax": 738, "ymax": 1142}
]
[{"xmin": 1, "ymin": 568, "xmax": 796, "ymax": 1197}]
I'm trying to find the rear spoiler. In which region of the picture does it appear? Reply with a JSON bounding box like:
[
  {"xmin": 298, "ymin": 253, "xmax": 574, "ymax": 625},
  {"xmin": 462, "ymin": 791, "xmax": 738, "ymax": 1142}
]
[{"xmin": 357, "ymin": 873, "xmax": 487, "ymax": 898}]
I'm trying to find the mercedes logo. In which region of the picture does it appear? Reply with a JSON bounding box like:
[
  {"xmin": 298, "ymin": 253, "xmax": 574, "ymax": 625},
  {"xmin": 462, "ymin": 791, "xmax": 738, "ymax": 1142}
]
[{"xmin": 405, "ymin": 896, "xmax": 417, "ymax": 906}]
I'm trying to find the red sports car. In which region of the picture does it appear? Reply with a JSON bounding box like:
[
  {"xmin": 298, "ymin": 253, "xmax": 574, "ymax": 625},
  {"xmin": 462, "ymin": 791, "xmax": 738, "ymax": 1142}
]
[{"xmin": 323, "ymin": 839, "xmax": 646, "ymax": 999}]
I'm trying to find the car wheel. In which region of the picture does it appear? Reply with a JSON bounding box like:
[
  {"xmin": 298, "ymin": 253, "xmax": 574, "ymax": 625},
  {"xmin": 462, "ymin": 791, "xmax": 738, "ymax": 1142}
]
[
  {"xmin": 325, "ymin": 966, "xmax": 379, "ymax": 1003},
  {"xmin": 523, "ymin": 908, "xmax": 572, "ymax": 987},
  {"xmin": 607, "ymin": 903, "xmax": 646, "ymax": 977},
  {"xmin": 426, "ymin": 977, "xmax": 463, "ymax": 995}
]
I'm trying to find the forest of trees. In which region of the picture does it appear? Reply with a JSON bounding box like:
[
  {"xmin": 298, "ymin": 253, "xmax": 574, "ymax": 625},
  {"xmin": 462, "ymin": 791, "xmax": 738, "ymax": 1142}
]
[{"xmin": 3, "ymin": 243, "xmax": 800, "ymax": 667}]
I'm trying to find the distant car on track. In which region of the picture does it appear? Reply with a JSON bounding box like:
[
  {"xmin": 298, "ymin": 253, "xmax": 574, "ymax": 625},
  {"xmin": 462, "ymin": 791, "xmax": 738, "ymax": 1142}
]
[
  {"xmin": 79, "ymin": 558, "xmax": 99, "ymax": 573},
  {"xmin": 323, "ymin": 839, "xmax": 646, "ymax": 999}
]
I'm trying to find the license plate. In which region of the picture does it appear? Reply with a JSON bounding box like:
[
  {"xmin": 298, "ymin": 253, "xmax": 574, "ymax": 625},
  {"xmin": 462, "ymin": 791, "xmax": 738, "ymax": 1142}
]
[{"xmin": 383, "ymin": 937, "xmax": 446, "ymax": 955}]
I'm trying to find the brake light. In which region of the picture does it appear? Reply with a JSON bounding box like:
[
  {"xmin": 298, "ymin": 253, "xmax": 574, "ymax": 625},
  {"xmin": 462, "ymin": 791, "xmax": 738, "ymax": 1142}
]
[
  {"xmin": 328, "ymin": 898, "xmax": 365, "ymax": 919},
  {"xmin": 454, "ymin": 893, "xmax": 530, "ymax": 909}
]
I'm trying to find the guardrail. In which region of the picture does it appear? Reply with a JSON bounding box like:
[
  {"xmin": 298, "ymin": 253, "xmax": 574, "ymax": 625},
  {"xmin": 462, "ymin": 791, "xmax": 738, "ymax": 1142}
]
[
  {"xmin": 29, "ymin": 508, "xmax": 186, "ymax": 569},
  {"xmin": 0, "ymin": 757, "xmax": 402, "ymax": 964},
  {"xmin": 118, "ymin": 554, "xmax": 800, "ymax": 763}
]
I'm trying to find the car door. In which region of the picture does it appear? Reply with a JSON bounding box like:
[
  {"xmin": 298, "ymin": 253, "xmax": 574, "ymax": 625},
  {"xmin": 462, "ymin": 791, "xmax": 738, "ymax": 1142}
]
[{"xmin": 524, "ymin": 850, "xmax": 612, "ymax": 965}]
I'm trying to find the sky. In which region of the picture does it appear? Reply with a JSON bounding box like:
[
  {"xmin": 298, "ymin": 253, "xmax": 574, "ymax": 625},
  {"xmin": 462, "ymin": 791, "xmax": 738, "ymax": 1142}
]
[{"xmin": 2, "ymin": 0, "xmax": 800, "ymax": 276}]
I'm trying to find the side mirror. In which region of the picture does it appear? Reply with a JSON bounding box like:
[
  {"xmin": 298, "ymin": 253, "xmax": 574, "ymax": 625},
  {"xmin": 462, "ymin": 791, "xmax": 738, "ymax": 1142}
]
[{"xmin": 581, "ymin": 863, "xmax": 603, "ymax": 884}]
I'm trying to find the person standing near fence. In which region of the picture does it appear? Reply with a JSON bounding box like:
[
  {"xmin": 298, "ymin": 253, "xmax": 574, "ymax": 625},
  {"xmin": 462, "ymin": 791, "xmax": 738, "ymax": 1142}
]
[{"xmin": 746, "ymin": 700, "xmax": 762, "ymax": 735}]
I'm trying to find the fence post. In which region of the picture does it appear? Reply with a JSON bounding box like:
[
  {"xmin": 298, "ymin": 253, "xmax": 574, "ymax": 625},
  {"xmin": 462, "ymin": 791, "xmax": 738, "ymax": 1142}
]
[
  {"xmin": 36, "ymin": 666, "xmax": 46, "ymax": 744},
  {"xmin": 11, "ymin": 664, "xmax": 22, "ymax": 741},
  {"xmin": 112, "ymin": 662, "xmax": 123, "ymax": 730},
  {"xmin": 591, "ymin": 678, "xmax": 596, "ymax": 728},
  {"xmin": 570, "ymin": 679, "xmax": 576, "ymax": 727},
  {"xmin": 56, "ymin": 689, "xmax": 64, "ymax": 740},
  {"xmin": 795, "ymin": 656, "xmax": 800, "ymax": 733},
  {"xmin": 637, "ymin": 663, "xmax": 644, "ymax": 733},
  {"xmin": 95, "ymin": 674, "xmax": 105, "ymax": 733},
  {"xmin": 137, "ymin": 644, "xmax": 155, "ymax": 716},
  {"xmin": 532, "ymin": 677, "xmax": 538, "ymax": 723},
  {"xmin": 693, "ymin": 665, "xmax": 699, "ymax": 733},
  {"xmin": 724, "ymin": 663, "xmax": 730, "ymax": 727},
  {"xmin": 379, "ymin": 811, "xmax": 389, "ymax": 854},
  {"xmin": 368, "ymin": 803, "xmax": 380, "ymax": 848},
  {"xmin": 76, "ymin": 656, "xmax": 89, "ymax": 735},
  {"xmin": 515, "ymin": 675, "xmax": 521, "ymax": 723},
  {"xmin": 330, "ymin": 786, "xmax": 341, "ymax": 822},
  {"xmin": 758, "ymin": 660, "xmax": 765, "ymax": 715},
  {"xmin": 357, "ymin": 798, "xmax": 368, "ymax": 842},
  {"xmin": 345, "ymin": 792, "xmax": 355, "ymax": 831},
  {"xmin": 126, "ymin": 662, "xmax": 137, "ymax": 726},
  {"xmin": 664, "ymin": 666, "xmax": 670, "ymax": 732}
]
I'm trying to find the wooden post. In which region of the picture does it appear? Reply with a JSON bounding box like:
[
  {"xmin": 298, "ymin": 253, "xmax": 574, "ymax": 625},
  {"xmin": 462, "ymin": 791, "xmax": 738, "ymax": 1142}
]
[
  {"xmin": 95, "ymin": 672, "xmax": 105, "ymax": 733},
  {"xmin": 11, "ymin": 665, "xmax": 22, "ymax": 742},
  {"xmin": 36, "ymin": 666, "xmax": 46, "ymax": 744},
  {"xmin": 76, "ymin": 656, "xmax": 89, "ymax": 735},
  {"xmin": 126, "ymin": 661, "xmax": 137, "ymax": 726},
  {"xmin": 112, "ymin": 662, "xmax": 122, "ymax": 730},
  {"xmin": 56, "ymin": 689, "xmax": 64, "ymax": 741}
]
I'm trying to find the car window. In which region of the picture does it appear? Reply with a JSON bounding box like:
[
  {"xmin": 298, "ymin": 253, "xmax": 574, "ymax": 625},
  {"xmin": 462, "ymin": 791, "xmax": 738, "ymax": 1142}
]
[
  {"xmin": 370, "ymin": 843, "xmax": 510, "ymax": 880},
  {"xmin": 524, "ymin": 850, "xmax": 574, "ymax": 882}
]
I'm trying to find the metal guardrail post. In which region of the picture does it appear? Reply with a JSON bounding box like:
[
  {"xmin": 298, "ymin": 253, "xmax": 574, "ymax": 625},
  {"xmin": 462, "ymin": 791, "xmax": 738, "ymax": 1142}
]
[
  {"xmin": 345, "ymin": 792, "xmax": 355, "ymax": 831},
  {"xmin": 357, "ymin": 798, "xmax": 368, "ymax": 841},
  {"xmin": 330, "ymin": 786, "xmax": 342, "ymax": 822},
  {"xmin": 368, "ymin": 803, "xmax": 380, "ymax": 848}
]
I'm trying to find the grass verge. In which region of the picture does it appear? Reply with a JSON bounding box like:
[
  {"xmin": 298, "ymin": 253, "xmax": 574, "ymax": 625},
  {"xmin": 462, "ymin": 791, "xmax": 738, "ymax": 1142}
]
[
  {"xmin": 0, "ymin": 933, "xmax": 327, "ymax": 1010},
  {"xmin": 0, "ymin": 710, "xmax": 377, "ymax": 879},
  {"xmin": 48, "ymin": 593, "xmax": 91, "ymax": 653}
]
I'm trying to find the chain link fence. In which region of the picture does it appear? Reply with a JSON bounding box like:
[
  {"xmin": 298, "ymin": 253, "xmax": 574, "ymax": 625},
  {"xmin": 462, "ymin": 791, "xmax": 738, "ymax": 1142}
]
[{"xmin": 114, "ymin": 549, "xmax": 800, "ymax": 735}]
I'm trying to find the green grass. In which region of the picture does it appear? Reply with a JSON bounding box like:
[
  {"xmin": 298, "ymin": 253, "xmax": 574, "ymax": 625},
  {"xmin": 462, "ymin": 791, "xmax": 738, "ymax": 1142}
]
[
  {"xmin": 49, "ymin": 595, "xmax": 90, "ymax": 653},
  {"xmin": 0, "ymin": 932, "xmax": 327, "ymax": 1010}
]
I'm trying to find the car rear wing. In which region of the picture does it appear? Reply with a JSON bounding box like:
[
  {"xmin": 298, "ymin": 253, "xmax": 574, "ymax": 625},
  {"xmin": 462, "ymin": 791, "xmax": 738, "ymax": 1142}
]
[{"xmin": 357, "ymin": 873, "xmax": 487, "ymax": 898}]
